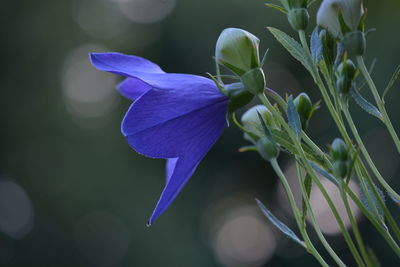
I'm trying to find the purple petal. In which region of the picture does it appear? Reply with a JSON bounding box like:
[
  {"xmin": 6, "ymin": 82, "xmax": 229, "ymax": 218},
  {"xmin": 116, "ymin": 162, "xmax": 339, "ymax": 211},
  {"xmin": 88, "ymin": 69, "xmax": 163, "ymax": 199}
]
[
  {"xmin": 146, "ymin": 98, "xmax": 227, "ymax": 224},
  {"xmin": 122, "ymin": 87, "xmax": 227, "ymax": 158},
  {"xmin": 166, "ymin": 158, "xmax": 178, "ymax": 183},
  {"xmin": 90, "ymin": 52, "xmax": 164, "ymax": 76},
  {"xmin": 117, "ymin": 78, "xmax": 152, "ymax": 101},
  {"xmin": 91, "ymin": 52, "xmax": 216, "ymax": 92}
]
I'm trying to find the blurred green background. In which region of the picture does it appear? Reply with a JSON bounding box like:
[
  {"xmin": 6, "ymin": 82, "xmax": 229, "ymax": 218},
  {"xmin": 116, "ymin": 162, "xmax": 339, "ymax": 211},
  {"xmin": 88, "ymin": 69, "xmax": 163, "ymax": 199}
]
[{"xmin": 1, "ymin": 0, "xmax": 399, "ymax": 266}]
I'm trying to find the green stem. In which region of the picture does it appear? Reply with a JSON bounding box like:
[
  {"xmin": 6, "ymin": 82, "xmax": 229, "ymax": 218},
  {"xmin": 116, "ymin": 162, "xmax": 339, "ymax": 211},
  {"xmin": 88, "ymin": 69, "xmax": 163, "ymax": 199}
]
[
  {"xmin": 259, "ymin": 93, "xmax": 365, "ymax": 266},
  {"xmin": 356, "ymin": 56, "xmax": 400, "ymax": 153},
  {"xmin": 295, "ymin": 161, "xmax": 346, "ymax": 267},
  {"xmin": 339, "ymin": 181, "xmax": 372, "ymax": 267},
  {"xmin": 270, "ymin": 159, "xmax": 328, "ymax": 266}
]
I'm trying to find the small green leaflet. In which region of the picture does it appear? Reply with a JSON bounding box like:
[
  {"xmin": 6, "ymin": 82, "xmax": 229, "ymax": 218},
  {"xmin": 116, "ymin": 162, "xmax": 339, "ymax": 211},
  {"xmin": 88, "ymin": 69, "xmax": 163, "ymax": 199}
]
[
  {"xmin": 287, "ymin": 96, "xmax": 302, "ymax": 139},
  {"xmin": 256, "ymin": 199, "xmax": 305, "ymax": 247},
  {"xmin": 350, "ymin": 88, "xmax": 383, "ymax": 120},
  {"xmin": 267, "ymin": 27, "xmax": 315, "ymax": 78},
  {"xmin": 265, "ymin": 3, "xmax": 287, "ymax": 14}
]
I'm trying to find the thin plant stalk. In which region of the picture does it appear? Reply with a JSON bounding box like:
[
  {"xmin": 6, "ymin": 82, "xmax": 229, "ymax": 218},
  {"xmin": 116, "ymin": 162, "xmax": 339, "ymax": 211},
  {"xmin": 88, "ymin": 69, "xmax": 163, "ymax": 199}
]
[
  {"xmin": 269, "ymin": 159, "xmax": 329, "ymax": 266},
  {"xmin": 295, "ymin": 161, "xmax": 346, "ymax": 267}
]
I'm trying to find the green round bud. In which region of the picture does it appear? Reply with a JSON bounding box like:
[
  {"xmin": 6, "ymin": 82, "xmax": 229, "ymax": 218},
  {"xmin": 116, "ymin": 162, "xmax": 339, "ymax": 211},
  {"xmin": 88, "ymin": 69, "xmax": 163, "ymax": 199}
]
[
  {"xmin": 294, "ymin": 93, "xmax": 312, "ymax": 129},
  {"xmin": 288, "ymin": 8, "xmax": 309, "ymax": 31},
  {"xmin": 240, "ymin": 68, "xmax": 266, "ymax": 95},
  {"xmin": 336, "ymin": 76, "xmax": 352, "ymax": 95},
  {"xmin": 342, "ymin": 31, "xmax": 366, "ymax": 56},
  {"xmin": 256, "ymin": 137, "xmax": 279, "ymax": 161},
  {"xmin": 215, "ymin": 28, "xmax": 261, "ymax": 76},
  {"xmin": 223, "ymin": 82, "xmax": 254, "ymax": 113},
  {"xmin": 330, "ymin": 138, "xmax": 349, "ymax": 161},
  {"xmin": 332, "ymin": 160, "xmax": 349, "ymax": 179},
  {"xmin": 336, "ymin": 59, "xmax": 357, "ymax": 94},
  {"xmin": 241, "ymin": 105, "xmax": 278, "ymax": 137}
]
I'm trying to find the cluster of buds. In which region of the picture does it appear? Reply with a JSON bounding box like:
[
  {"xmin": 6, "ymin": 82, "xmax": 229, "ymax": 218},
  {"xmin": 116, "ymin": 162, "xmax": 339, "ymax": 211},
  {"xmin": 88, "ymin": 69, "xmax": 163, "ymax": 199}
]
[
  {"xmin": 215, "ymin": 28, "xmax": 266, "ymax": 96},
  {"xmin": 241, "ymin": 106, "xmax": 280, "ymax": 161},
  {"xmin": 317, "ymin": 0, "xmax": 366, "ymax": 56},
  {"xmin": 330, "ymin": 138, "xmax": 351, "ymax": 179}
]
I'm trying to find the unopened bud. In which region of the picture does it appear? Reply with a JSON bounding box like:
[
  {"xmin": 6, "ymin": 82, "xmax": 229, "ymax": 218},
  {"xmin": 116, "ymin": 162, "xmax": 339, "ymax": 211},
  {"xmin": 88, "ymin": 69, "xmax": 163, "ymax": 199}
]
[
  {"xmin": 256, "ymin": 137, "xmax": 279, "ymax": 161},
  {"xmin": 288, "ymin": 8, "xmax": 309, "ymax": 31},
  {"xmin": 241, "ymin": 105, "xmax": 278, "ymax": 137},
  {"xmin": 342, "ymin": 31, "xmax": 366, "ymax": 56},
  {"xmin": 215, "ymin": 28, "xmax": 261, "ymax": 76},
  {"xmin": 336, "ymin": 59, "xmax": 357, "ymax": 94},
  {"xmin": 330, "ymin": 138, "xmax": 349, "ymax": 161},
  {"xmin": 294, "ymin": 93, "xmax": 313, "ymax": 129}
]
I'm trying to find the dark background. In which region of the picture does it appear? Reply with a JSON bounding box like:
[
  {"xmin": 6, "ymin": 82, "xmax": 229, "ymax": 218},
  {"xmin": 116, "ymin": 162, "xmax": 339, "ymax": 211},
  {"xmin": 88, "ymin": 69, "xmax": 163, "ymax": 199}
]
[{"xmin": 1, "ymin": 0, "xmax": 399, "ymax": 266}]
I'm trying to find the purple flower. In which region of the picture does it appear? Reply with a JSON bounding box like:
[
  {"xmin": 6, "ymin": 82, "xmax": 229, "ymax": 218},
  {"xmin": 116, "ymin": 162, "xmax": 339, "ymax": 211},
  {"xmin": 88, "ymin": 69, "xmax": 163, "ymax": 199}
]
[{"xmin": 90, "ymin": 53, "xmax": 228, "ymax": 225}]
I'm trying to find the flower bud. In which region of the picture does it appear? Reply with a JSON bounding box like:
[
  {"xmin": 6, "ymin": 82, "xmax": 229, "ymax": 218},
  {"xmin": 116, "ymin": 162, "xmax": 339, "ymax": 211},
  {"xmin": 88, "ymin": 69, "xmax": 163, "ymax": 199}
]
[
  {"xmin": 330, "ymin": 138, "xmax": 349, "ymax": 161},
  {"xmin": 223, "ymin": 82, "xmax": 254, "ymax": 113},
  {"xmin": 241, "ymin": 105, "xmax": 278, "ymax": 137},
  {"xmin": 342, "ymin": 31, "xmax": 366, "ymax": 56},
  {"xmin": 336, "ymin": 59, "xmax": 357, "ymax": 94},
  {"xmin": 288, "ymin": 8, "xmax": 310, "ymax": 31},
  {"xmin": 256, "ymin": 137, "xmax": 280, "ymax": 161},
  {"xmin": 332, "ymin": 160, "xmax": 349, "ymax": 179},
  {"xmin": 330, "ymin": 138, "xmax": 351, "ymax": 179},
  {"xmin": 294, "ymin": 93, "xmax": 313, "ymax": 129},
  {"xmin": 240, "ymin": 68, "xmax": 266, "ymax": 95},
  {"xmin": 317, "ymin": 0, "xmax": 364, "ymax": 37},
  {"xmin": 215, "ymin": 28, "xmax": 261, "ymax": 76}
]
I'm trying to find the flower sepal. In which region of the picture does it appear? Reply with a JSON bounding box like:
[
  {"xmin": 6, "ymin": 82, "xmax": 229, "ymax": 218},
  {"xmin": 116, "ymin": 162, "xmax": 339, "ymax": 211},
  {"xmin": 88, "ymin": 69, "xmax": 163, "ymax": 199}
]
[
  {"xmin": 240, "ymin": 68, "xmax": 266, "ymax": 95},
  {"xmin": 223, "ymin": 82, "xmax": 255, "ymax": 113},
  {"xmin": 341, "ymin": 30, "xmax": 366, "ymax": 56}
]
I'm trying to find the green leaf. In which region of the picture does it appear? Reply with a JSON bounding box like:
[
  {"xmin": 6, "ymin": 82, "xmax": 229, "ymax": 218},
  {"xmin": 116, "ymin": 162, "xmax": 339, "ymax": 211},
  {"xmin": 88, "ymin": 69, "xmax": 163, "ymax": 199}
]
[
  {"xmin": 382, "ymin": 64, "xmax": 400, "ymax": 102},
  {"xmin": 309, "ymin": 161, "xmax": 339, "ymax": 186},
  {"xmin": 361, "ymin": 180, "xmax": 385, "ymax": 222},
  {"xmin": 265, "ymin": 3, "xmax": 287, "ymax": 14},
  {"xmin": 287, "ymin": 96, "xmax": 302, "ymax": 139},
  {"xmin": 256, "ymin": 199, "xmax": 305, "ymax": 247},
  {"xmin": 350, "ymin": 87, "xmax": 383, "ymax": 120},
  {"xmin": 267, "ymin": 27, "xmax": 314, "ymax": 77},
  {"xmin": 310, "ymin": 26, "xmax": 323, "ymax": 64},
  {"xmin": 302, "ymin": 174, "xmax": 313, "ymax": 223}
]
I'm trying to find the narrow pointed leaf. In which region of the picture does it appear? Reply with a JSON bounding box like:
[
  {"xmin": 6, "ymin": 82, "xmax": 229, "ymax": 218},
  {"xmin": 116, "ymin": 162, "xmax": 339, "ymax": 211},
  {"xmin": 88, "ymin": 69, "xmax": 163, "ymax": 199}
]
[
  {"xmin": 382, "ymin": 64, "xmax": 400, "ymax": 101},
  {"xmin": 310, "ymin": 27, "xmax": 323, "ymax": 64},
  {"xmin": 309, "ymin": 161, "xmax": 339, "ymax": 186},
  {"xmin": 268, "ymin": 27, "xmax": 314, "ymax": 77},
  {"xmin": 257, "ymin": 111, "xmax": 272, "ymax": 139},
  {"xmin": 361, "ymin": 180, "xmax": 385, "ymax": 221},
  {"xmin": 256, "ymin": 199, "xmax": 304, "ymax": 247},
  {"xmin": 287, "ymin": 96, "xmax": 302, "ymax": 139},
  {"xmin": 265, "ymin": 3, "xmax": 287, "ymax": 14},
  {"xmin": 350, "ymin": 88, "xmax": 383, "ymax": 120}
]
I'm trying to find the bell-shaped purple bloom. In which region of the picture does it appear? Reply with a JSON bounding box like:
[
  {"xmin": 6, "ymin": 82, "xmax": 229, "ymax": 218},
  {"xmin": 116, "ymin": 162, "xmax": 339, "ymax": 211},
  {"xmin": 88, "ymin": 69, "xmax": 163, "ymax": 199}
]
[{"xmin": 90, "ymin": 53, "xmax": 228, "ymax": 225}]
